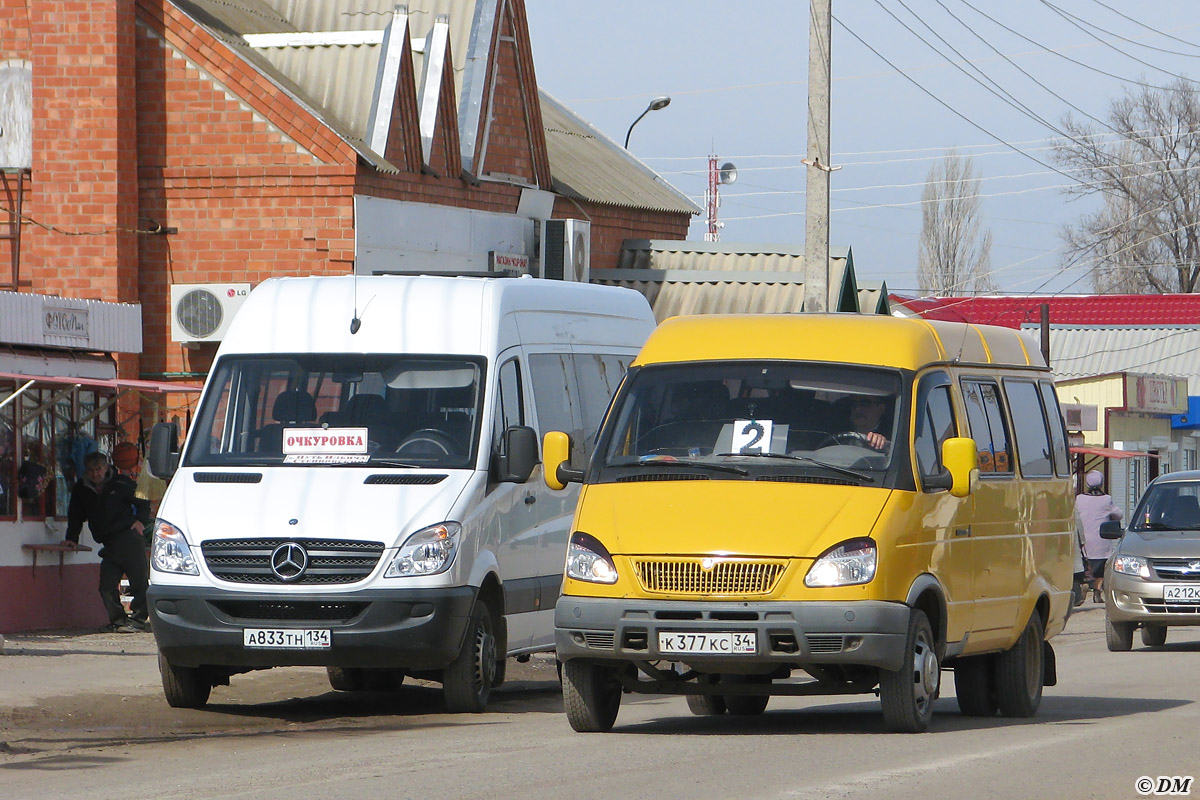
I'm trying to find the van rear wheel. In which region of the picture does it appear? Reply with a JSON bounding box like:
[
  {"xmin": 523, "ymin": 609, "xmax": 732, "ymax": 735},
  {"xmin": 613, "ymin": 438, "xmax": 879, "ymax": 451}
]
[
  {"xmin": 158, "ymin": 653, "xmax": 212, "ymax": 709},
  {"xmin": 879, "ymin": 609, "xmax": 939, "ymax": 733},
  {"xmin": 994, "ymin": 613, "xmax": 1043, "ymax": 718},
  {"xmin": 443, "ymin": 602, "xmax": 496, "ymax": 713},
  {"xmin": 562, "ymin": 660, "xmax": 622, "ymax": 732},
  {"xmin": 953, "ymin": 655, "xmax": 998, "ymax": 717}
]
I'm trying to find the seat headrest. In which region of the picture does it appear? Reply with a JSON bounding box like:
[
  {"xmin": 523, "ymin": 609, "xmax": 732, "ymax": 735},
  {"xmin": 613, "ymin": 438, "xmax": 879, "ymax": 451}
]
[
  {"xmin": 346, "ymin": 393, "xmax": 388, "ymax": 424},
  {"xmin": 272, "ymin": 390, "xmax": 316, "ymax": 423}
]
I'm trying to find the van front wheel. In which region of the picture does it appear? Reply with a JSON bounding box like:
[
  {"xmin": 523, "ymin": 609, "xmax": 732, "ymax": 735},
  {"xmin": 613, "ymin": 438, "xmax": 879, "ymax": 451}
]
[
  {"xmin": 994, "ymin": 613, "xmax": 1044, "ymax": 718},
  {"xmin": 562, "ymin": 660, "xmax": 622, "ymax": 732},
  {"xmin": 158, "ymin": 653, "xmax": 212, "ymax": 709},
  {"xmin": 879, "ymin": 609, "xmax": 939, "ymax": 733},
  {"xmin": 443, "ymin": 602, "xmax": 496, "ymax": 713}
]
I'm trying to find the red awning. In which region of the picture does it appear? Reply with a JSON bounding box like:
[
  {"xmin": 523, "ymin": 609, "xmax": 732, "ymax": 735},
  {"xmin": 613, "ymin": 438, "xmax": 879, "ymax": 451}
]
[
  {"xmin": 1070, "ymin": 445, "xmax": 1162, "ymax": 460},
  {"xmin": 0, "ymin": 370, "xmax": 204, "ymax": 394}
]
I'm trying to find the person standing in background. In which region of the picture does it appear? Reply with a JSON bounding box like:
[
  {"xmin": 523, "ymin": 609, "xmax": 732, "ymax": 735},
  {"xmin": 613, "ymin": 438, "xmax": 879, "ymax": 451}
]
[{"xmin": 1077, "ymin": 469, "xmax": 1123, "ymax": 603}]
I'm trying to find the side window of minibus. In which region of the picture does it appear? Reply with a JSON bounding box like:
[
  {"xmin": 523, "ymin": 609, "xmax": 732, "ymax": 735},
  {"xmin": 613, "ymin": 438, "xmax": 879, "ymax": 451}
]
[
  {"xmin": 528, "ymin": 353, "xmax": 585, "ymax": 463},
  {"xmin": 1038, "ymin": 381, "xmax": 1072, "ymax": 477},
  {"xmin": 1003, "ymin": 379, "xmax": 1053, "ymax": 477},
  {"xmin": 961, "ymin": 379, "xmax": 1013, "ymax": 475},
  {"xmin": 492, "ymin": 357, "xmax": 525, "ymax": 456},
  {"xmin": 914, "ymin": 374, "xmax": 957, "ymax": 480}
]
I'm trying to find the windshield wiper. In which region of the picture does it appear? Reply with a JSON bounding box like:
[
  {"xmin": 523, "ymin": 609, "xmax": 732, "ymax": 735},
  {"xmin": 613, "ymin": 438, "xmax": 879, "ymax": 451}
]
[
  {"xmin": 712, "ymin": 452, "xmax": 875, "ymax": 483},
  {"xmin": 631, "ymin": 457, "xmax": 749, "ymax": 476},
  {"xmin": 367, "ymin": 459, "xmax": 426, "ymax": 469}
]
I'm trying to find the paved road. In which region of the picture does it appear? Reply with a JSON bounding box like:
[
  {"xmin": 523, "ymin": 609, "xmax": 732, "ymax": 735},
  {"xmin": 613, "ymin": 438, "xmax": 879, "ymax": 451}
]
[{"xmin": 1, "ymin": 604, "xmax": 1197, "ymax": 800}]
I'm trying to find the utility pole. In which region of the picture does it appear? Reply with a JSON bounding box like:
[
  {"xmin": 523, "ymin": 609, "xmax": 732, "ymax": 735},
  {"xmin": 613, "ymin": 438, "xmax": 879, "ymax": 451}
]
[{"xmin": 803, "ymin": 0, "xmax": 832, "ymax": 312}]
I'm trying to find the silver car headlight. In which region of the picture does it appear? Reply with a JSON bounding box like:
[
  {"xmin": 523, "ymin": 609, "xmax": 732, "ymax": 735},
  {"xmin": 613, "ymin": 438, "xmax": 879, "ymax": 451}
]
[
  {"xmin": 385, "ymin": 522, "xmax": 461, "ymax": 577},
  {"xmin": 151, "ymin": 519, "xmax": 199, "ymax": 575},
  {"xmin": 1112, "ymin": 554, "xmax": 1150, "ymax": 578},
  {"xmin": 805, "ymin": 538, "xmax": 877, "ymax": 587}
]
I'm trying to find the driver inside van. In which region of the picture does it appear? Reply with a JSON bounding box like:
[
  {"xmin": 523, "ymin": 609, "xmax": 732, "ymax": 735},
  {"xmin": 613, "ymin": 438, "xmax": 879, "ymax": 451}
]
[{"xmin": 841, "ymin": 394, "xmax": 891, "ymax": 451}]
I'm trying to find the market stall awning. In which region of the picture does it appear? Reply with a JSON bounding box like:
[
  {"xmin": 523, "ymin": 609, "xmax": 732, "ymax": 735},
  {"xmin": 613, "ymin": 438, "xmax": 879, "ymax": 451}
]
[
  {"xmin": 0, "ymin": 371, "xmax": 204, "ymax": 394},
  {"xmin": 1070, "ymin": 445, "xmax": 1162, "ymax": 460}
]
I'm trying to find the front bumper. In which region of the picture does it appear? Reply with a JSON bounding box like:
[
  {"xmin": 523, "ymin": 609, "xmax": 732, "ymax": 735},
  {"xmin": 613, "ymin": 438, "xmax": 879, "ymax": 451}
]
[
  {"xmin": 555, "ymin": 596, "xmax": 912, "ymax": 672},
  {"xmin": 148, "ymin": 583, "xmax": 476, "ymax": 669},
  {"xmin": 1106, "ymin": 572, "xmax": 1200, "ymax": 626}
]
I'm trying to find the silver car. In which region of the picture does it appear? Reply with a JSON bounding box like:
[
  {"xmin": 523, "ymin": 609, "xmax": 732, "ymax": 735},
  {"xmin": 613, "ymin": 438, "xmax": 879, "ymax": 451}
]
[{"xmin": 1102, "ymin": 470, "xmax": 1200, "ymax": 651}]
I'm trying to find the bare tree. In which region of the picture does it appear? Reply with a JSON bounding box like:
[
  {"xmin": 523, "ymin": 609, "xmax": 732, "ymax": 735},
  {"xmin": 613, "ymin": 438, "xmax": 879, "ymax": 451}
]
[
  {"xmin": 917, "ymin": 149, "xmax": 995, "ymax": 295},
  {"xmin": 1053, "ymin": 78, "xmax": 1200, "ymax": 293}
]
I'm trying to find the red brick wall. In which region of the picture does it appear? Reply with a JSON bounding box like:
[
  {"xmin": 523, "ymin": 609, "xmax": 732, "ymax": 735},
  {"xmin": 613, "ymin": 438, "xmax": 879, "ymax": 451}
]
[{"xmin": 0, "ymin": 0, "xmax": 32, "ymax": 61}]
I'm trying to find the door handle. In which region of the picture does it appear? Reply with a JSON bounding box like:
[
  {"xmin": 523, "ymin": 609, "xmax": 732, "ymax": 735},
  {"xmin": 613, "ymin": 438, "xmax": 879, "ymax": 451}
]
[
  {"xmin": 524, "ymin": 494, "xmax": 537, "ymax": 505},
  {"xmin": 954, "ymin": 526, "xmax": 971, "ymax": 538}
]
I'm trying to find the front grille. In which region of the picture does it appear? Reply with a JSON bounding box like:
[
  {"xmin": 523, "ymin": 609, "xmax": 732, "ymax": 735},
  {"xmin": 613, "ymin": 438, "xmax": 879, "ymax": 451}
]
[
  {"xmin": 1152, "ymin": 559, "xmax": 1200, "ymax": 581},
  {"xmin": 1141, "ymin": 600, "xmax": 1200, "ymax": 614},
  {"xmin": 201, "ymin": 538, "xmax": 385, "ymax": 585},
  {"xmin": 193, "ymin": 472, "xmax": 263, "ymax": 483},
  {"xmin": 583, "ymin": 632, "xmax": 616, "ymax": 649},
  {"xmin": 806, "ymin": 634, "xmax": 845, "ymax": 654},
  {"xmin": 633, "ymin": 558, "xmax": 787, "ymax": 596},
  {"xmin": 364, "ymin": 474, "xmax": 446, "ymax": 485},
  {"xmin": 212, "ymin": 600, "xmax": 368, "ymax": 622}
]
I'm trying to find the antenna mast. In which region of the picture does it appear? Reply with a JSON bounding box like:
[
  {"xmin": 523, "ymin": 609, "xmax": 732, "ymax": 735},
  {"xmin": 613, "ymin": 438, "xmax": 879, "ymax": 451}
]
[{"xmin": 705, "ymin": 155, "xmax": 720, "ymax": 242}]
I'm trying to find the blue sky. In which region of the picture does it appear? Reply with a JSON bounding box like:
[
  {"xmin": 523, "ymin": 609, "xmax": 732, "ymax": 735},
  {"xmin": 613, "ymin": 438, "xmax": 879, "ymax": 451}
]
[{"xmin": 525, "ymin": 1, "xmax": 1200, "ymax": 296}]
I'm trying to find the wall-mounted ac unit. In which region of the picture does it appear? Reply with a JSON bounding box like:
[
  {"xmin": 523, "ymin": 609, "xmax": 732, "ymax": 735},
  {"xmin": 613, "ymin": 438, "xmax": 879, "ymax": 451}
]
[
  {"xmin": 1060, "ymin": 403, "xmax": 1097, "ymax": 432},
  {"xmin": 540, "ymin": 219, "xmax": 590, "ymax": 282},
  {"xmin": 170, "ymin": 283, "xmax": 251, "ymax": 342}
]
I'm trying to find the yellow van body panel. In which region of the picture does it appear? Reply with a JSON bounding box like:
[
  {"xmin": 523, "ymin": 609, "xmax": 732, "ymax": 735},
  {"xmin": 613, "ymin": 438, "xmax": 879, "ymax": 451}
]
[{"xmin": 633, "ymin": 314, "xmax": 1044, "ymax": 371}]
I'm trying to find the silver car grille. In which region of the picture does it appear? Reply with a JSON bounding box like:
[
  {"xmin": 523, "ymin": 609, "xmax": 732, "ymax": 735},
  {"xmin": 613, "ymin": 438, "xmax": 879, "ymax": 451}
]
[{"xmin": 201, "ymin": 538, "xmax": 385, "ymax": 585}]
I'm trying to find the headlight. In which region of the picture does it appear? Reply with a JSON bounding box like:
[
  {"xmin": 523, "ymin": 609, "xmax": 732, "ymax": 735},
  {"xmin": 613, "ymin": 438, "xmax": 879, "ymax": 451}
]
[
  {"xmin": 385, "ymin": 522, "xmax": 461, "ymax": 577},
  {"xmin": 805, "ymin": 538, "xmax": 877, "ymax": 587},
  {"xmin": 1112, "ymin": 554, "xmax": 1150, "ymax": 578},
  {"xmin": 151, "ymin": 519, "xmax": 199, "ymax": 575},
  {"xmin": 566, "ymin": 531, "xmax": 618, "ymax": 584}
]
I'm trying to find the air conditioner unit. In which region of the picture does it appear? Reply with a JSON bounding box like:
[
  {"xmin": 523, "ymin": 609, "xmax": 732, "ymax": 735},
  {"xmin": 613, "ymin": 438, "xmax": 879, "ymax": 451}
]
[
  {"xmin": 1060, "ymin": 403, "xmax": 1097, "ymax": 432},
  {"xmin": 170, "ymin": 283, "xmax": 251, "ymax": 342},
  {"xmin": 540, "ymin": 219, "xmax": 590, "ymax": 282}
]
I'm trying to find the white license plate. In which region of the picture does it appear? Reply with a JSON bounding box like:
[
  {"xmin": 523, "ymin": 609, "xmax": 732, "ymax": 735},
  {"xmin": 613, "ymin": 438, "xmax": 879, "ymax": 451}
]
[
  {"xmin": 1163, "ymin": 585, "xmax": 1200, "ymax": 603},
  {"xmin": 658, "ymin": 631, "xmax": 756, "ymax": 655},
  {"xmin": 243, "ymin": 628, "xmax": 331, "ymax": 649}
]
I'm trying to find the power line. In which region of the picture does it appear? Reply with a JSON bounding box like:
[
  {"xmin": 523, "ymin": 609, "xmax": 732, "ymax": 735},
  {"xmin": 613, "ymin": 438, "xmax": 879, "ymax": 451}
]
[
  {"xmin": 1041, "ymin": 0, "xmax": 1200, "ymax": 61},
  {"xmin": 1083, "ymin": 0, "xmax": 1200, "ymax": 53}
]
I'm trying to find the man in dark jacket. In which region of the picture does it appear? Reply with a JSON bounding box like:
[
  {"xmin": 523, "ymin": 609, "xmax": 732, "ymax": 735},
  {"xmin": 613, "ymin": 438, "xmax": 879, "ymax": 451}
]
[{"xmin": 63, "ymin": 451, "xmax": 152, "ymax": 633}]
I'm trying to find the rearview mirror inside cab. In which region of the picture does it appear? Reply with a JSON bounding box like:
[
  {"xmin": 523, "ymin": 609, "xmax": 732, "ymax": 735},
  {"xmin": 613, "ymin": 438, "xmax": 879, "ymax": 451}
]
[
  {"xmin": 1099, "ymin": 519, "xmax": 1124, "ymax": 540},
  {"xmin": 542, "ymin": 431, "xmax": 584, "ymax": 490}
]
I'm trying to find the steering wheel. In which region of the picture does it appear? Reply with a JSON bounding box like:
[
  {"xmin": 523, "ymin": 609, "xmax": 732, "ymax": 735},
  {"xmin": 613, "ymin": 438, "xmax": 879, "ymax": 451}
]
[
  {"xmin": 395, "ymin": 428, "xmax": 460, "ymax": 458},
  {"xmin": 832, "ymin": 431, "xmax": 875, "ymax": 448}
]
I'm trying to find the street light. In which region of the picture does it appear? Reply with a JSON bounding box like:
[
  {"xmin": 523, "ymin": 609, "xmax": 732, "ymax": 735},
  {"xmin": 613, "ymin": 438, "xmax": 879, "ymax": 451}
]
[{"xmin": 624, "ymin": 96, "xmax": 671, "ymax": 149}]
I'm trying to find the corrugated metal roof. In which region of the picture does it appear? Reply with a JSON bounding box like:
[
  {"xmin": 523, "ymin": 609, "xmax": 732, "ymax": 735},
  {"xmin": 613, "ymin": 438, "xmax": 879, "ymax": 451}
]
[
  {"xmin": 170, "ymin": 1, "xmax": 696, "ymax": 213},
  {"xmin": 1039, "ymin": 326, "xmax": 1200, "ymax": 393},
  {"xmin": 540, "ymin": 92, "xmax": 698, "ymax": 214},
  {"xmin": 892, "ymin": 293, "xmax": 1200, "ymax": 327},
  {"xmin": 0, "ymin": 291, "xmax": 142, "ymax": 353}
]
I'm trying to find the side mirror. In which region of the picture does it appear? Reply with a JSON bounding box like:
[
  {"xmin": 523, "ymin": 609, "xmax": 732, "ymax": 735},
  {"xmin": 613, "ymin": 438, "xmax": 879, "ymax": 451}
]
[
  {"xmin": 922, "ymin": 469, "xmax": 953, "ymax": 493},
  {"xmin": 149, "ymin": 422, "xmax": 180, "ymax": 480},
  {"xmin": 941, "ymin": 437, "xmax": 977, "ymax": 498},
  {"xmin": 542, "ymin": 431, "xmax": 583, "ymax": 491},
  {"xmin": 1099, "ymin": 519, "xmax": 1124, "ymax": 540},
  {"xmin": 495, "ymin": 425, "xmax": 538, "ymax": 483}
]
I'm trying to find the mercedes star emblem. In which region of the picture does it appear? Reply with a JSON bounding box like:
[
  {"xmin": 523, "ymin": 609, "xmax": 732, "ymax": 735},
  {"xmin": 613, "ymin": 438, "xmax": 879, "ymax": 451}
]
[{"xmin": 270, "ymin": 542, "xmax": 309, "ymax": 582}]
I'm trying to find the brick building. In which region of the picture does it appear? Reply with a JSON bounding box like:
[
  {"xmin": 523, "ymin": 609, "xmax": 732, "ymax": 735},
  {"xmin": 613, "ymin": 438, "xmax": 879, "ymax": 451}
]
[{"xmin": 0, "ymin": 0, "xmax": 696, "ymax": 632}]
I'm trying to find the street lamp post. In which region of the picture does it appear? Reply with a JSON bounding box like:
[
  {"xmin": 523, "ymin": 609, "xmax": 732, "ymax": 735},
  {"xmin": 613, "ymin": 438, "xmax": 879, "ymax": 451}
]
[{"xmin": 624, "ymin": 96, "xmax": 671, "ymax": 149}]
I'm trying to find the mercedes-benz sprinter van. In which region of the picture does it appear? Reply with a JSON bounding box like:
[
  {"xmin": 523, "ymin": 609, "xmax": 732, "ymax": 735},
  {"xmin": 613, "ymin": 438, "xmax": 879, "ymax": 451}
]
[
  {"xmin": 543, "ymin": 313, "xmax": 1074, "ymax": 733},
  {"xmin": 147, "ymin": 274, "xmax": 655, "ymax": 711}
]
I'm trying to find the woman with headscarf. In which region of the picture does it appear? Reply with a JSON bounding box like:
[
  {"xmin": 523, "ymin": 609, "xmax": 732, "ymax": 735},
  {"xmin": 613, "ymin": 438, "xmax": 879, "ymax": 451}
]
[{"xmin": 1076, "ymin": 469, "xmax": 1123, "ymax": 603}]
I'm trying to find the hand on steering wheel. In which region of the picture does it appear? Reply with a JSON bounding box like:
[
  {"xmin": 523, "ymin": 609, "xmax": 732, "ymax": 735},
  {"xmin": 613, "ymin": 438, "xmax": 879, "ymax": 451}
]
[{"xmin": 833, "ymin": 431, "xmax": 888, "ymax": 450}]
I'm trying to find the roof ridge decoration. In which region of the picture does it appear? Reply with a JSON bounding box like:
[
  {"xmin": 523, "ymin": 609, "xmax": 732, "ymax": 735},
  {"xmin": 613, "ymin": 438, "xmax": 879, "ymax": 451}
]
[
  {"xmin": 418, "ymin": 14, "xmax": 463, "ymax": 176},
  {"xmin": 366, "ymin": 7, "xmax": 421, "ymax": 172}
]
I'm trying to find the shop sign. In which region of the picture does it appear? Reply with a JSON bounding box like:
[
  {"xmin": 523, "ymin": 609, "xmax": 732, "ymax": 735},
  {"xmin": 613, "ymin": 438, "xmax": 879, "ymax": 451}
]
[
  {"xmin": 1125, "ymin": 373, "xmax": 1188, "ymax": 414},
  {"xmin": 488, "ymin": 251, "xmax": 529, "ymax": 273},
  {"xmin": 42, "ymin": 305, "xmax": 89, "ymax": 340}
]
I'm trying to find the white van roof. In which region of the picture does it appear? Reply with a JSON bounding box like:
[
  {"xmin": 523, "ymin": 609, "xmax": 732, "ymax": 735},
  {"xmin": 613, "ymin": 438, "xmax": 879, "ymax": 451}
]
[{"xmin": 217, "ymin": 274, "xmax": 655, "ymax": 356}]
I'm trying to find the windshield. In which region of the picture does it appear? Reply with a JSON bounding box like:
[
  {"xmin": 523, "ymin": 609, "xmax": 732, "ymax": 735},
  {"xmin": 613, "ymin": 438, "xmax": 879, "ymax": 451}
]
[
  {"xmin": 185, "ymin": 354, "xmax": 484, "ymax": 469},
  {"xmin": 596, "ymin": 361, "xmax": 902, "ymax": 482},
  {"xmin": 1130, "ymin": 481, "xmax": 1200, "ymax": 531}
]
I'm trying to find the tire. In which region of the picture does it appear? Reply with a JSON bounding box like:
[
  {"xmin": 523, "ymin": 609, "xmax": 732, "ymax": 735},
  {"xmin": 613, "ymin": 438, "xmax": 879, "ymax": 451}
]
[
  {"xmin": 1105, "ymin": 616, "xmax": 1135, "ymax": 651},
  {"xmin": 722, "ymin": 674, "xmax": 771, "ymax": 716},
  {"xmin": 561, "ymin": 660, "xmax": 622, "ymax": 733},
  {"xmin": 1141, "ymin": 624, "xmax": 1168, "ymax": 648},
  {"xmin": 443, "ymin": 602, "xmax": 497, "ymax": 713},
  {"xmin": 953, "ymin": 655, "xmax": 998, "ymax": 717},
  {"xmin": 879, "ymin": 609, "xmax": 939, "ymax": 733},
  {"xmin": 994, "ymin": 613, "xmax": 1044, "ymax": 718},
  {"xmin": 685, "ymin": 693, "xmax": 727, "ymax": 716},
  {"xmin": 326, "ymin": 665, "xmax": 366, "ymax": 691},
  {"xmin": 158, "ymin": 653, "xmax": 212, "ymax": 709}
]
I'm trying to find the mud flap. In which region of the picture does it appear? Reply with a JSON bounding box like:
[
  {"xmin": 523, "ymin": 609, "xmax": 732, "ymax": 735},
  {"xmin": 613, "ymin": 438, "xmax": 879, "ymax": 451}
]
[{"xmin": 1042, "ymin": 640, "xmax": 1057, "ymax": 687}]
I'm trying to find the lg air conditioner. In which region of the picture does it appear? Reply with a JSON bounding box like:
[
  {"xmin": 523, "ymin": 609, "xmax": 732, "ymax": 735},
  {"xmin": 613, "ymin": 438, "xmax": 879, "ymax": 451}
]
[
  {"xmin": 169, "ymin": 283, "xmax": 251, "ymax": 342},
  {"xmin": 540, "ymin": 219, "xmax": 591, "ymax": 282}
]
